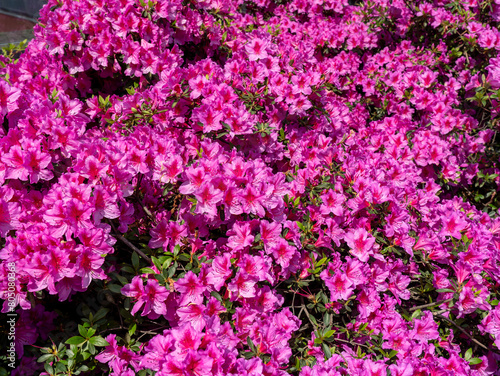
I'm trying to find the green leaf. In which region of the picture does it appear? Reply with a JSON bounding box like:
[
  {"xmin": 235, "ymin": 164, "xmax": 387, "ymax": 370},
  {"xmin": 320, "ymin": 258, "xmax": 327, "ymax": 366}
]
[
  {"xmin": 37, "ymin": 354, "xmax": 54, "ymax": 362},
  {"xmin": 388, "ymin": 350, "xmax": 398, "ymax": 358},
  {"xmin": 314, "ymin": 337, "xmax": 323, "ymax": 345},
  {"xmin": 129, "ymin": 323, "xmax": 137, "ymax": 336},
  {"xmin": 121, "ymin": 266, "xmax": 135, "ymax": 274},
  {"xmin": 247, "ymin": 337, "xmax": 256, "ymax": 353},
  {"xmin": 108, "ymin": 284, "xmax": 123, "ymax": 294},
  {"xmin": 155, "ymin": 274, "xmax": 166, "ymax": 284},
  {"xmin": 152, "ymin": 256, "xmax": 162, "ymax": 271},
  {"xmin": 465, "ymin": 348, "xmax": 473, "ymax": 361},
  {"xmin": 435, "ymin": 288, "xmax": 455, "ymax": 293},
  {"xmin": 324, "ymin": 330, "xmax": 335, "ymax": 338},
  {"xmin": 76, "ymin": 365, "xmax": 89, "ymax": 373},
  {"xmin": 173, "ymin": 244, "xmax": 181, "ymax": 257},
  {"xmin": 44, "ymin": 364, "xmax": 54, "ymax": 375},
  {"xmin": 78, "ymin": 325, "xmax": 88, "ymax": 338},
  {"xmin": 89, "ymin": 336, "xmax": 109, "ymax": 347},
  {"xmin": 114, "ymin": 273, "xmax": 129, "ymax": 285},
  {"xmin": 359, "ymin": 322, "xmax": 369, "ymax": 331},
  {"xmin": 93, "ymin": 308, "xmax": 109, "ymax": 322},
  {"xmin": 316, "ymin": 257, "xmax": 328, "ymax": 267},
  {"xmin": 86, "ymin": 327, "xmax": 96, "ymax": 338},
  {"xmin": 55, "ymin": 362, "xmax": 67, "ymax": 373},
  {"xmin": 66, "ymin": 336, "xmax": 87, "ymax": 345},
  {"xmin": 132, "ymin": 252, "xmax": 140, "ymax": 269},
  {"xmin": 309, "ymin": 314, "xmax": 318, "ymax": 326},
  {"xmin": 294, "ymin": 197, "xmax": 301, "ymax": 207},
  {"xmin": 323, "ymin": 312, "xmax": 331, "ymax": 325},
  {"xmin": 178, "ymin": 253, "xmax": 190, "ymax": 262},
  {"xmin": 211, "ymin": 291, "xmax": 222, "ymax": 301},
  {"xmin": 469, "ymin": 358, "xmax": 483, "ymax": 365},
  {"xmin": 88, "ymin": 342, "xmax": 97, "ymax": 354},
  {"xmin": 322, "ymin": 343, "xmax": 332, "ymax": 359},
  {"xmin": 162, "ymin": 257, "xmax": 173, "ymax": 269},
  {"xmin": 168, "ymin": 265, "xmax": 176, "ymax": 278},
  {"xmin": 81, "ymin": 351, "xmax": 91, "ymax": 360}
]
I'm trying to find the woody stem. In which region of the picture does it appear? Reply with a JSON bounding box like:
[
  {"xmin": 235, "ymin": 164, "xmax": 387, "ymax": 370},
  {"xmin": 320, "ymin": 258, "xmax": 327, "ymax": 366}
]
[
  {"xmin": 409, "ymin": 298, "xmax": 453, "ymax": 312},
  {"xmin": 435, "ymin": 314, "xmax": 498, "ymax": 353}
]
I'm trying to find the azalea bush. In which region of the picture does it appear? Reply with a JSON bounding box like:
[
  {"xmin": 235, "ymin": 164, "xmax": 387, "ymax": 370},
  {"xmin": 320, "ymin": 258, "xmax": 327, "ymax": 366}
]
[{"xmin": 2, "ymin": 0, "xmax": 500, "ymax": 374}]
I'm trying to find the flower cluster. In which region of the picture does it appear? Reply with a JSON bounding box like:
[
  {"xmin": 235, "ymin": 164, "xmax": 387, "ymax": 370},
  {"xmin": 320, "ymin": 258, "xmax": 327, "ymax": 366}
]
[{"xmin": 2, "ymin": 0, "xmax": 500, "ymax": 375}]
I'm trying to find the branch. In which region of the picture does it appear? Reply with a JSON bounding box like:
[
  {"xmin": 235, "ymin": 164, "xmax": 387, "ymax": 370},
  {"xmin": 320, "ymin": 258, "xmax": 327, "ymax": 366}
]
[
  {"xmin": 435, "ymin": 314, "xmax": 499, "ymax": 353},
  {"xmin": 409, "ymin": 298, "xmax": 453, "ymax": 312},
  {"xmin": 108, "ymin": 220, "xmax": 152, "ymax": 264},
  {"xmin": 114, "ymin": 233, "xmax": 152, "ymax": 264},
  {"xmin": 142, "ymin": 204, "xmax": 154, "ymax": 219},
  {"xmin": 333, "ymin": 337, "xmax": 371, "ymax": 349},
  {"xmin": 301, "ymin": 303, "xmax": 316, "ymax": 328},
  {"xmin": 136, "ymin": 326, "xmax": 170, "ymax": 341}
]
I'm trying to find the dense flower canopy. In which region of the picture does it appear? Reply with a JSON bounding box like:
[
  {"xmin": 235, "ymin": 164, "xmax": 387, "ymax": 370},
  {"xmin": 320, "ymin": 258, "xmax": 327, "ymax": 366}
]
[{"xmin": 2, "ymin": 0, "xmax": 500, "ymax": 375}]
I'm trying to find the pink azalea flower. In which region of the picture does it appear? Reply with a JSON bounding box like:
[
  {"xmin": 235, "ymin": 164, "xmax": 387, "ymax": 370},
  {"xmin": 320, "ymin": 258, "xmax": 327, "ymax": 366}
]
[
  {"xmin": 227, "ymin": 221, "xmax": 254, "ymax": 251},
  {"xmin": 440, "ymin": 211, "xmax": 468, "ymax": 239},
  {"xmin": 344, "ymin": 228, "xmax": 376, "ymax": 262},
  {"xmin": 0, "ymin": 81, "xmax": 21, "ymax": 115},
  {"xmin": 153, "ymin": 155, "xmax": 183, "ymax": 184},
  {"xmin": 324, "ymin": 272, "xmax": 354, "ymax": 301},
  {"xmin": 411, "ymin": 311, "xmax": 439, "ymax": 342},
  {"xmin": 139, "ymin": 279, "xmax": 170, "ymax": 319},
  {"xmin": 179, "ymin": 166, "xmax": 206, "ymax": 195},
  {"xmin": 205, "ymin": 296, "xmax": 226, "ymax": 316},
  {"xmin": 228, "ymin": 270, "xmax": 257, "ymax": 299},
  {"xmin": 122, "ymin": 277, "xmax": 170, "ymax": 318},
  {"xmin": 364, "ymin": 359, "xmax": 387, "ymax": 376},
  {"xmin": 2, "ymin": 145, "xmax": 29, "ymax": 181},
  {"xmin": 171, "ymin": 323, "xmax": 202, "ymax": 353},
  {"xmin": 270, "ymin": 238, "xmax": 297, "ymax": 269},
  {"xmin": 91, "ymin": 185, "xmax": 120, "ymax": 224},
  {"xmin": 246, "ymin": 38, "xmax": 269, "ymax": 61},
  {"xmin": 160, "ymin": 357, "xmax": 184, "ymax": 376},
  {"xmin": 65, "ymin": 198, "xmax": 93, "ymax": 232},
  {"xmin": 238, "ymin": 254, "xmax": 270, "ymax": 282},
  {"xmin": 0, "ymin": 198, "xmax": 21, "ymax": 236},
  {"xmin": 182, "ymin": 349, "xmax": 213, "ymax": 376},
  {"xmin": 194, "ymin": 183, "xmax": 223, "ymax": 218},
  {"xmin": 189, "ymin": 75, "xmax": 208, "ymax": 100},
  {"xmin": 344, "ymin": 257, "xmax": 367, "ymax": 287},
  {"xmin": 320, "ymin": 189, "xmax": 345, "ymax": 216},
  {"xmin": 480, "ymin": 305, "xmax": 500, "ymax": 349},
  {"xmin": 95, "ymin": 334, "xmax": 121, "ymax": 364},
  {"xmin": 149, "ymin": 219, "xmax": 187, "ymax": 251},
  {"xmin": 175, "ymin": 271, "xmax": 206, "ymax": 306},
  {"xmin": 75, "ymin": 246, "xmax": 106, "ymax": 288},
  {"xmin": 239, "ymin": 184, "xmax": 266, "ymax": 217},
  {"xmin": 192, "ymin": 104, "xmax": 223, "ymax": 133},
  {"xmin": 177, "ymin": 303, "xmax": 206, "ymax": 331},
  {"xmin": 259, "ymin": 220, "xmax": 282, "ymax": 251},
  {"xmin": 96, "ymin": 334, "xmax": 140, "ymax": 373},
  {"xmin": 208, "ymin": 253, "xmax": 233, "ymax": 290}
]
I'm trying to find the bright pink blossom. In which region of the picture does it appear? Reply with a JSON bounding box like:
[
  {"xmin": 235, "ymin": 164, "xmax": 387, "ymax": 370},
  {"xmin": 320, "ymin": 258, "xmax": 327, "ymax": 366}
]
[{"xmin": 344, "ymin": 228, "xmax": 377, "ymax": 262}]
